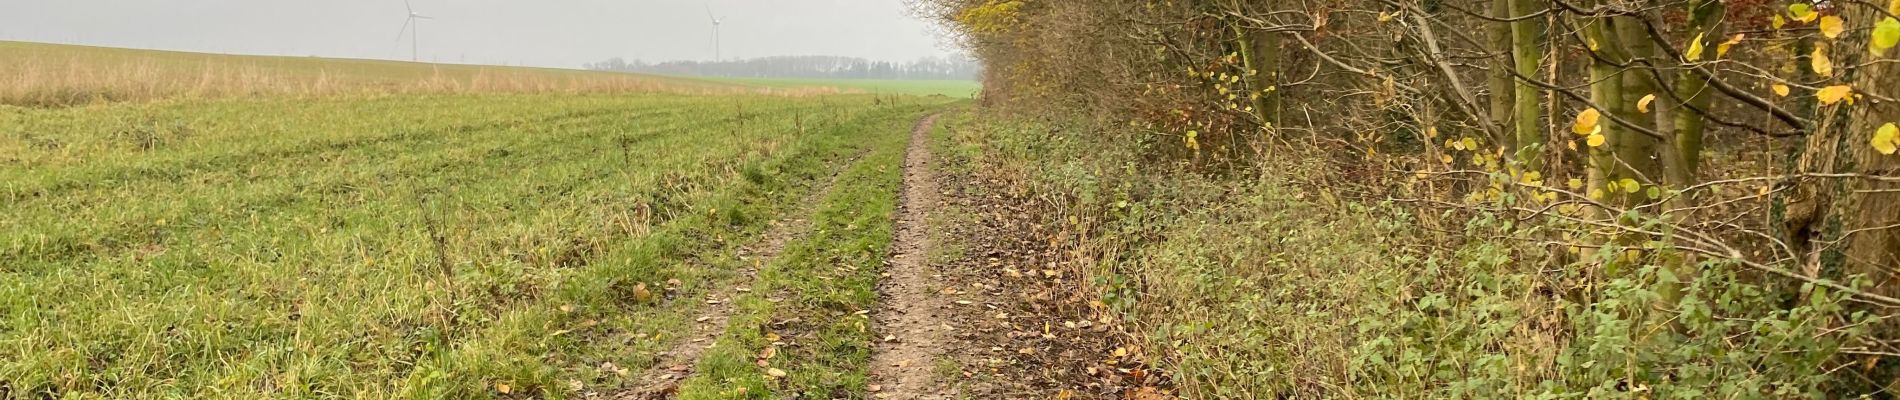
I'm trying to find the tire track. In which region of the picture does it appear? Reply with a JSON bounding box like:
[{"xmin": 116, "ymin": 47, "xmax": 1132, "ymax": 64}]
[
  {"xmin": 621, "ymin": 150, "xmax": 867, "ymax": 399},
  {"xmin": 868, "ymin": 114, "xmax": 949, "ymax": 399}
]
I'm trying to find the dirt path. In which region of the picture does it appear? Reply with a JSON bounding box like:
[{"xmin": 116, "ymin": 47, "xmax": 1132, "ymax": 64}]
[
  {"xmin": 622, "ymin": 154, "xmax": 860, "ymax": 399},
  {"xmin": 867, "ymin": 114, "xmax": 953, "ymax": 399},
  {"xmin": 867, "ymin": 113, "xmax": 1170, "ymax": 399}
]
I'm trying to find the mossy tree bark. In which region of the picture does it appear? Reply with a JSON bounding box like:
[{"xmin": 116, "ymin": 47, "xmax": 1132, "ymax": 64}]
[
  {"xmin": 1508, "ymin": 0, "xmax": 1544, "ymax": 171},
  {"xmin": 1488, "ymin": 0, "xmax": 1516, "ymax": 151}
]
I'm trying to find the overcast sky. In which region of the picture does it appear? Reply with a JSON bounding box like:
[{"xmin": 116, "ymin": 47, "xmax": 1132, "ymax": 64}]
[{"xmin": 0, "ymin": 0, "xmax": 957, "ymax": 68}]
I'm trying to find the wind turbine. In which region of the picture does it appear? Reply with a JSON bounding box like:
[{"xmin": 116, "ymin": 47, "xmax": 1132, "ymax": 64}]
[
  {"xmin": 396, "ymin": 0, "xmax": 433, "ymax": 62},
  {"xmin": 706, "ymin": 6, "xmax": 723, "ymax": 61}
]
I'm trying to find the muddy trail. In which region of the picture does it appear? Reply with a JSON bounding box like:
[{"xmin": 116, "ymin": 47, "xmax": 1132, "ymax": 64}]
[
  {"xmin": 870, "ymin": 114, "xmax": 1169, "ymax": 399},
  {"xmin": 866, "ymin": 114, "xmax": 949, "ymax": 398}
]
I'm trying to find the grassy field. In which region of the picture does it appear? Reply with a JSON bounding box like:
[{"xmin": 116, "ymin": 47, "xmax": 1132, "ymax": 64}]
[
  {"xmin": 0, "ymin": 41, "xmax": 887, "ymax": 108},
  {"xmin": 0, "ymin": 42, "xmax": 961, "ymax": 398},
  {"xmin": 713, "ymin": 78, "xmax": 981, "ymax": 98}
]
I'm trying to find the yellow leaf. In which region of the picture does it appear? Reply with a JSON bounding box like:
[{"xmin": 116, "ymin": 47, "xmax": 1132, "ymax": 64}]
[
  {"xmin": 1440, "ymin": 154, "xmax": 1453, "ymax": 164},
  {"xmin": 1817, "ymin": 85, "xmax": 1853, "ymax": 105},
  {"xmin": 1790, "ymin": 4, "xmax": 1817, "ymax": 23},
  {"xmin": 1718, "ymin": 33, "xmax": 1745, "ymax": 57},
  {"xmin": 1875, "ymin": 123, "xmax": 1899, "ymax": 155},
  {"xmin": 1462, "ymin": 137, "xmax": 1478, "ymax": 151},
  {"xmin": 1892, "ymin": 0, "xmax": 1900, "ymax": 16},
  {"xmin": 1618, "ymin": 178, "xmax": 1642, "ymax": 194},
  {"xmin": 1812, "ymin": 47, "xmax": 1834, "ymax": 77},
  {"xmin": 1573, "ymin": 108, "xmax": 1602, "ymax": 135},
  {"xmin": 1568, "ymin": 178, "xmax": 1584, "ymax": 190},
  {"xmin": 1425, "ymin": 126, "xmax": 1439, "ymax": 138},
  {"xmin": 766, "ymin": 368, "xmax": 788, "ymax": 378},
  {"xmin": 1774, "ymin": 14, "xmax": 1787, "ymax": 30},
  {"xmin": 1684, "ymin": 33, "xmax": 1707, "ymax": 61},
  {"xmin": 1637, "ymin": 94, "xmax": 1657, "ymax": 113},
  {"xmin": 497, "ymin": 383, "xmax": 513, "ymax": 394},
  {"xmin": 1820, "ymin": 16, "xmax": 1845, "ymax": 39},
  {"xmin": 1586, "ymin": 133, "xmax": 1607, "ymax": 148},
  {"xmin": 1772, "ymin": 84, "xmax": 1791, "ymax": 97},
  {"xmin": 1874, "ymin": 17, "xmax": 1900, "ymax": 54}
]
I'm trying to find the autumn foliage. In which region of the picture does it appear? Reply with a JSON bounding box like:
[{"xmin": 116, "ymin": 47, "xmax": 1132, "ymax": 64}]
[{"xmin": 919, "ymin": 0, "xmax": 1900, "ymax": 395}]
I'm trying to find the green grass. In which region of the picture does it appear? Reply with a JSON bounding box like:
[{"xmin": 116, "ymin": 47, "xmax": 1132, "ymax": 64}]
[
  {"xmin": 0, "ymin": 91, "xmax": 954, "ymax": 398},
  {"xmin": 712, "ymin": 78, "xmax": 982, "ymax": 98},
  {"xmin": 0, "ymin": 39, "xmax": 977, "ymax": 398},
  {"xmin": 672, "ymin": 106, "xmax": 923, "ymax": 399}
]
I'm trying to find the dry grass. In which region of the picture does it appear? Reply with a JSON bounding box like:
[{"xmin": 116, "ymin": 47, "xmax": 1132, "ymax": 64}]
[{"xmin": 0, "ymin": 41, "xmax": 849, "ymax": 107}]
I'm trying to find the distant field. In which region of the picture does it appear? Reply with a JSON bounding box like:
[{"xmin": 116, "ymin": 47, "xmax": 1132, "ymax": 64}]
[
  {"xmin": 0, "ymin": 41, "xmax": 962, "ymax": 398},
  {"xmin": 714, "ymin": 78, "xmax": 982, "ymax": 98},
  {"xmin": 0, "ymin": 41, "xmax": 774, "ymax": 107}
]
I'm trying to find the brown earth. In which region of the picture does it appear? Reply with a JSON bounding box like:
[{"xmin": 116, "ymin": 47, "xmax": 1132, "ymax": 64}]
[{"xmin": 871, "ymin": 114, "xmax": 1172, "ymax": 399}]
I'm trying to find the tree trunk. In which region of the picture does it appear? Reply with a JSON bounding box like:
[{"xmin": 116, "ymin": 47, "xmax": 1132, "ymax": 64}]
[
  {"xmin": 1508, "ymin": 0, "xmax": 1544, "ymax": 171},
  {"xmin": 1612, "ymin": 15, "xmax": 1662, "ymax": 193},
  {"xmin": 1581, "ymin": 14, "xmax": 1624, "ymax": 267},
  {"xmin": 1673, "ymin": 0, "xmax": 1722, "ymax": 181},
  {"xmin": 1488, "ymin": 0, "xmax": 1515, "ymax": 151}
]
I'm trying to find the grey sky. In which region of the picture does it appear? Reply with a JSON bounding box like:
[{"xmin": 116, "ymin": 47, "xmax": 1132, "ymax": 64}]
[{"xmin": 0, "ymin": 0, "xmax": 957, "ymax": 68}]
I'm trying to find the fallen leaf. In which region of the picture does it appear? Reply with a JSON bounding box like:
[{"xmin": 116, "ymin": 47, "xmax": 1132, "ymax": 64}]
[
  {"xmin": 632, "ymin": 283, "xmax": 654, "ymax": 304},
  {"xmin": 1772, "ymin": 84, "xmax": 1791, "ymax": 97},
  {"xmin": 496, "ymin": 383, "xmax": 512, "ymax": 394},
  {"xmin": 765, "ymin": 368, "xmax": 788, "ymax": 378}
]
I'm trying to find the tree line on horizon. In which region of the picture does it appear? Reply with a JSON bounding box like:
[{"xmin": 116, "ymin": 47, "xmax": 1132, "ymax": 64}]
[{"xmin": 584, "ymin": 55, "xmax": 981, "ymax": 81}]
